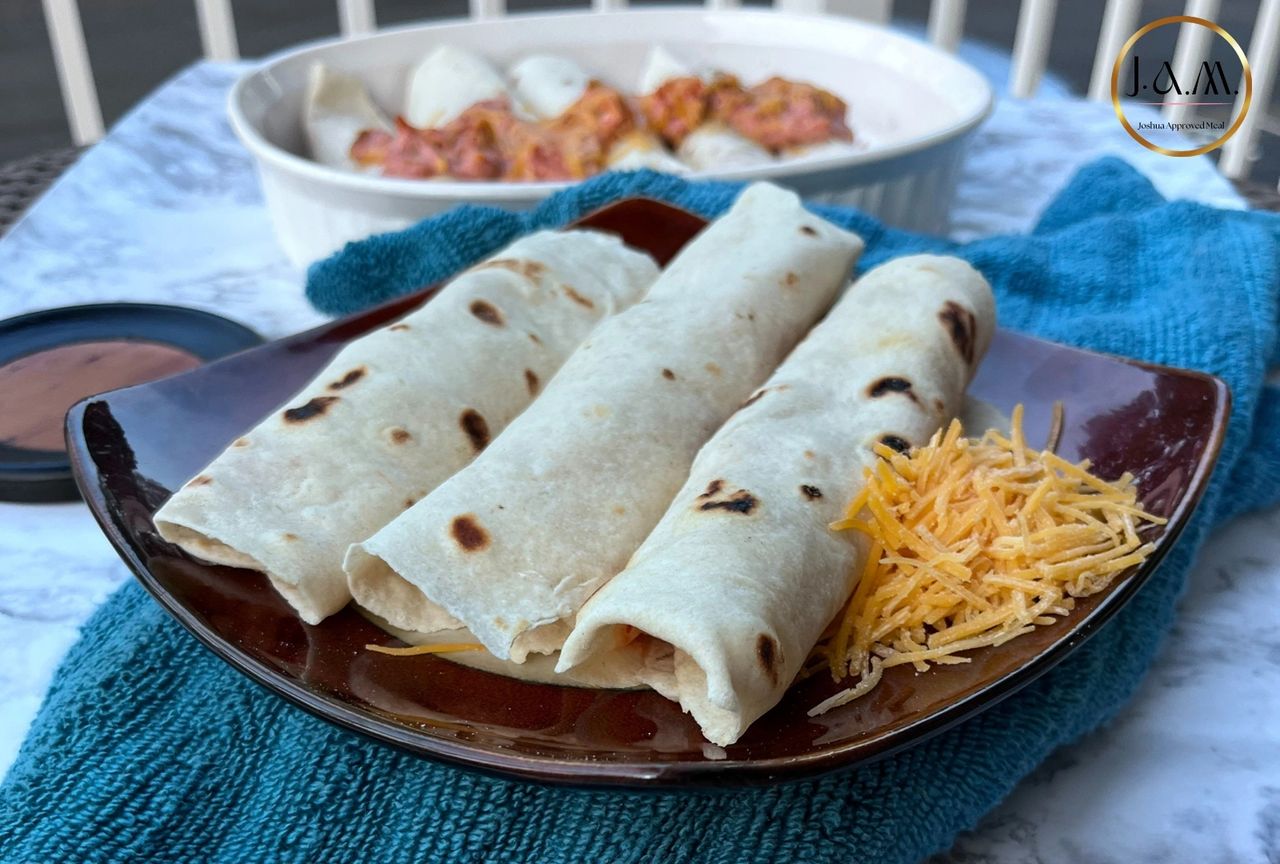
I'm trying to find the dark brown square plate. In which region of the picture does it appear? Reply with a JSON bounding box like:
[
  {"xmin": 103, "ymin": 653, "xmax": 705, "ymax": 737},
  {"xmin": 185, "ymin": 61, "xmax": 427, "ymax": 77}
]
[{"xmin": 66, "ymin": 198, "xmax": 1229, "ymax": 788}]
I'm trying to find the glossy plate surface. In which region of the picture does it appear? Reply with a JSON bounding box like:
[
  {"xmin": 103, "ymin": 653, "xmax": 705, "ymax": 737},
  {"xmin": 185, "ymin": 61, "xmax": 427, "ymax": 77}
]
[{"xmin": 67, "ymin": 199, "xmax": 1228, "ymax": 788}]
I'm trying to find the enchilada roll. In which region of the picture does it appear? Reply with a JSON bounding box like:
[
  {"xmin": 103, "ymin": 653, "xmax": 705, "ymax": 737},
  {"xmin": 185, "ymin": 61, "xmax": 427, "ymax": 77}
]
[
  {"xmin": 509, "ymin": 54, "xmax": 592, "ymax": 120},
  {"xmin": 346, "ymin": 182, "xmax": 864, "ymax": 661},
  {"xmin": 303, "ymin": 64, "xmax": 392, "ymax": 171},
  {"xmin": 511, "ymin": 53, "xmax": 686, "ymax": 174},
  {"xmin": 676, "ymin": 121, "xmax": 774, "ymax": 171},
  {"xmin": 405, "ymin": 45, "xmax": 514, "ymax": 128},
  {"xmin": 155, "ymin": 230, "xmax": 658, "ymax": 625},
  {"xmin": 557, "ymin": 255, "xmax": 996, "ymax": 746},
  {"xmin": 637, "ymin": 47, "xmax": 773, "ymax": 172},
  {"xmin": 606, "ymin": 130, "xmax": 689, "ymax": 173}
]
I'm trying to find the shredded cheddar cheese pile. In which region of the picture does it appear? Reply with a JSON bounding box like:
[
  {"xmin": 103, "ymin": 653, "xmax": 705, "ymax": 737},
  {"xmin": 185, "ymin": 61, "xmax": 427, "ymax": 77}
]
[{"xmin": 809, "ymin": 405, "xmax": 1166, "ymax": 716}]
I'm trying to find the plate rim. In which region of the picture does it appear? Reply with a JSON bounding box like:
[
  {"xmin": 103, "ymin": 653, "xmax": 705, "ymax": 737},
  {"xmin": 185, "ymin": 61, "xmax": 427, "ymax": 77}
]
[{"xmin": 64, "ymin": 199, "xmax": 1232, "ymax": 788}]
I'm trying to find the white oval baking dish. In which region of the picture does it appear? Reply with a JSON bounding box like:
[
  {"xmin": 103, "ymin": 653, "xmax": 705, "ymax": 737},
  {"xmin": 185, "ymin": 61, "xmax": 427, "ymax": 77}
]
[{"xmin": 228, "ymin": 7, "xmax": 993, "ymax": 266}]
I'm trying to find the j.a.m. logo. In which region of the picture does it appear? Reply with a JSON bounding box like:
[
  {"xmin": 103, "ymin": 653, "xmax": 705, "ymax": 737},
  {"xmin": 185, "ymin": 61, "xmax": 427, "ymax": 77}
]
[{"xmin": 1111, "ymin": 16, "xmax": 1252, "ymax": 157}]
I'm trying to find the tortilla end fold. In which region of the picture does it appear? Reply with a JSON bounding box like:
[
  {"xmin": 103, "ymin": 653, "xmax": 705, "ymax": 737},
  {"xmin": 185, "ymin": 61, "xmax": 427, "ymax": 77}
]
[
  {"xmin": 558, "ymin": 616, "xmax": 751, "ymax": 745},
  {"xmin": 156, "ymin": 516, "xmax": 347, "ymax": 625},
  {"xmin": 344, "ymin": 544, "xmax": 464, "ymax": 636}
]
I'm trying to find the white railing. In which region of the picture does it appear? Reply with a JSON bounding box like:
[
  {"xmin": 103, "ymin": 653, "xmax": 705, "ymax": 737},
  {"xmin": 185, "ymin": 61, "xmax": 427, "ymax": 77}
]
[
  {"xmin": 194, "ymin": 0, "xmax": 239, "ymax": 61},
  {"xmin": 1220, "ymin": 0, "xmax": 1279, "ymax": 178},
  {"xmin": 40, "ymin": 0, "xmax": 103, "ymax": 144},
  {"xmin": 338, "ymin": 0, "xmax": 378, "ymax": 36},
  {"xmin": 33, "ymin": 0, "xmax": 1279, "ymax": 183}
]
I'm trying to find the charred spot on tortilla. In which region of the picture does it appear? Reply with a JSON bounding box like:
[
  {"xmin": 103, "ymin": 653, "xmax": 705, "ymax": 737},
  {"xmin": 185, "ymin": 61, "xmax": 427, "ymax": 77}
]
[
  {"xmin": 803, "ymin": 449, "xmax": 815, "ymax": 460},
  {"xmin": 459, "ymin": 409, "xmax": 490, "ymax": 452},
  {"xmin": 800, "ymin": 484, "xmax": 823, "ymax": 500},
  {"xmin": 527, "ymin": 331, "xmax": 542, "ymax": 345},
  {"xmin": 283, "ymin": 396, "xmax": 339, "ymax": 424},
  {"xmin": 282, "ymin": 532, "xmax": 299, "ymax": 542},
  {"xmin": 386, "ymin": 426, "xmax": 412, "ymax": 444},
  {"xmin": 782, "ymin": 271, "xmax": 800, "ymax": 289},
  {"xmin": 450, "ymin": 514, "xmax": 489, "ymax": 552},
  {"xmin": 477, "ymin": 258, "xmax": 547, "ymax": 281},
  {"xmin": 799, "ymin": 225, "xmax": 818, "ymax": 237},
  {"xmin": 699, "ymin": 479, "xmax": 725, "ymax": 499},
  {"xmin": 868, "ymin": 376, "xmax": 912, "ymax": 398},
  {"xmin": 879, "ymin": 434, "xmax": 912, "ymax": 454},
  {"xmin": 563, "ymin": 285, "xmax": 595, "ymax": 309},
  {"xmin": 469, "ymin": 300, "xmax": 504, "ymax": 326},
  {"xmin": 389, "ymin": 323, "xmax": 411, "ymax": 332},
  {"xmin": 328, "ymin": 366, "xmax": 367, "ymax": 391},
  {"xmin": 612, "ymin": 505, "xmax": 626, "ymax": 515},
  {"xmin": 934, "ymin": 398, "xmax": 946, "ymax": 414},
  {"xmin": 403, "ymin": 497, "xmax": 416, "ymax": 509},
  {"xmin": 705, "ymin": 361, "xmax": 722, "ymax": 377},
  {"xmin": 699, "ymin": 489, "xmax": 759, "ymax": 515},
  {"xmin": 524, "ymin": 368, "xmax": 539, "ymax": 394},
  {"xmin": 868, "ymin": 376, "xmax": 921, "ymax": 406},
  {"xmin": 756, "ymin": 634, "xmax": 780, "ymax": 684},
  {"xmin": 939, "ymin": 301, "xmax": 978, "ymax": 365},
  {"xmin": 232, "ymin": 437, "xmax": 250, "ymax": 448},
  {"xmin": 661, "ymin": 368, "xmax": 676, "ymax": 380},
  {"xmin": 189, "ymin": 475, "xmax": 213, "ymax": 487}
]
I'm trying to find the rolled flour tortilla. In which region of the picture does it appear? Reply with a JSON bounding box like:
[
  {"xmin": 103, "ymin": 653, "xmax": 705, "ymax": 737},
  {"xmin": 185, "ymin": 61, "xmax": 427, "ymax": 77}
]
[
  {"xmin": 510, "ymin": 54, "xmax": 684, "ymax": 173},
  {"xmin": 155, "ymin": 230, "xmax": 659, "ymax": 625},
  {"xmin": 637, "ymin": 47, "xmax": 772, "ymax": 172},
  {"xmin": 557, "ymin": 255, "xmax": 996, "ymax": 746},
  {"xmin": 636, "ymin": 46, "xmax": 692, "ymax": 96},
  {"xmin": 676, "ymin": 122, "xmax": 773, "ymax": 171},
  {"xmin": 303, "ymin": 64, "xmax": 391, "ymax": 170},
  {"xmin": 608, "ymin": 131, "xmax": 689, "ymax": 174},
  {"xmin": 508, "ymin": 54, "xmax": 592, "ymax": 119},
  {"xmin": 346, "ymin": 182, "xmax": 864, "ymax": 661},
  {"xmin": 405, "ymin": 45, "xmax": 511, "ymax": 128}
]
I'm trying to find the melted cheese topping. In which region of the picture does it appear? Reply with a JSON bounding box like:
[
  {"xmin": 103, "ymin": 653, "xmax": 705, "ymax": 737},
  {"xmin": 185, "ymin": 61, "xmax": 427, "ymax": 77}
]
[{"xmin": 809, "ymin": 405, "xmax": 1165, "ymax": 716}]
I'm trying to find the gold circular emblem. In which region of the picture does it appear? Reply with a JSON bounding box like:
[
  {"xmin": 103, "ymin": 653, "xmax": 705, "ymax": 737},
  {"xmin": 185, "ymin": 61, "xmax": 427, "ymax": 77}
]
[{"xmin": 1111, "ymin": 16, "xmax": 1252, "ymax": 157}]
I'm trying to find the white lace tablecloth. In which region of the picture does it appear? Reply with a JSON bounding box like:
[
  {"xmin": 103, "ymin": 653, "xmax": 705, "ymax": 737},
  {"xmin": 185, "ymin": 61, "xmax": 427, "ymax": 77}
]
[{"xmin": 1, "ymin": 43, "xmax": 1276, "ymax": 864}]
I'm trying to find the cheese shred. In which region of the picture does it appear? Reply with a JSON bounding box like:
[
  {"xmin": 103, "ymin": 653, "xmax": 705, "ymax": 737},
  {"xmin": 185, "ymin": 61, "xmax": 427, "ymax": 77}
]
[
  {"xmin": 809, "ymin": 404, "xmax": 1165, "ymax": 716},
  {"xmin": 365, "ymin": 642, "xmax": 485, "ymax": 656}
]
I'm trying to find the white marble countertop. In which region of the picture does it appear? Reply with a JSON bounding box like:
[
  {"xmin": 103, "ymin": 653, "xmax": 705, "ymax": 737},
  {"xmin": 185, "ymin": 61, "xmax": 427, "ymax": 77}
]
[{"xmin": 0, "ymin": 47, "xmax": 1276, "ymax": 864}]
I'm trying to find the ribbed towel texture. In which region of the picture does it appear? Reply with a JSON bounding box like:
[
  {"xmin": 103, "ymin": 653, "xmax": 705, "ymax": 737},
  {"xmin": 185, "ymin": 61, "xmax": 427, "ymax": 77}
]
[{"xmin": 3, "ymin": 158, "xmax": 1279, "ymax": 864}]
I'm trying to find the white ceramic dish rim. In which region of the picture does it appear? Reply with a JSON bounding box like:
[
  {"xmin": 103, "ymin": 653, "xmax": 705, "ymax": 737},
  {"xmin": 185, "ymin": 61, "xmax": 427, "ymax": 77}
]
[{"xmin": 227, "ymin": 7, "xmax": 995, "ymax": 203}]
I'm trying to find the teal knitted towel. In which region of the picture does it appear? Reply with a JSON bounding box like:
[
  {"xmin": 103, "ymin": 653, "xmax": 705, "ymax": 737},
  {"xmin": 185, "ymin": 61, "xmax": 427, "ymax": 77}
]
[{"xmin": 3, "ymin": 159, "xmax": 1279, "ymax": 864}]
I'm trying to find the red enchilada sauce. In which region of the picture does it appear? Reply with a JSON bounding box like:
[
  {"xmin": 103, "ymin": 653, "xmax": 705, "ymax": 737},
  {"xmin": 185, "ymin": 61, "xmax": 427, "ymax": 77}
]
[
  {"xmin": 353, "ymin": 84, "xmax": 637, "ymax": 181},
  {"xmin": 0, "ymin": 340, "xmax": 201, "ymax": 451},
  {"xmin": 352, "ymin": 75, "xmax": 851, "ymax": 180}
]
